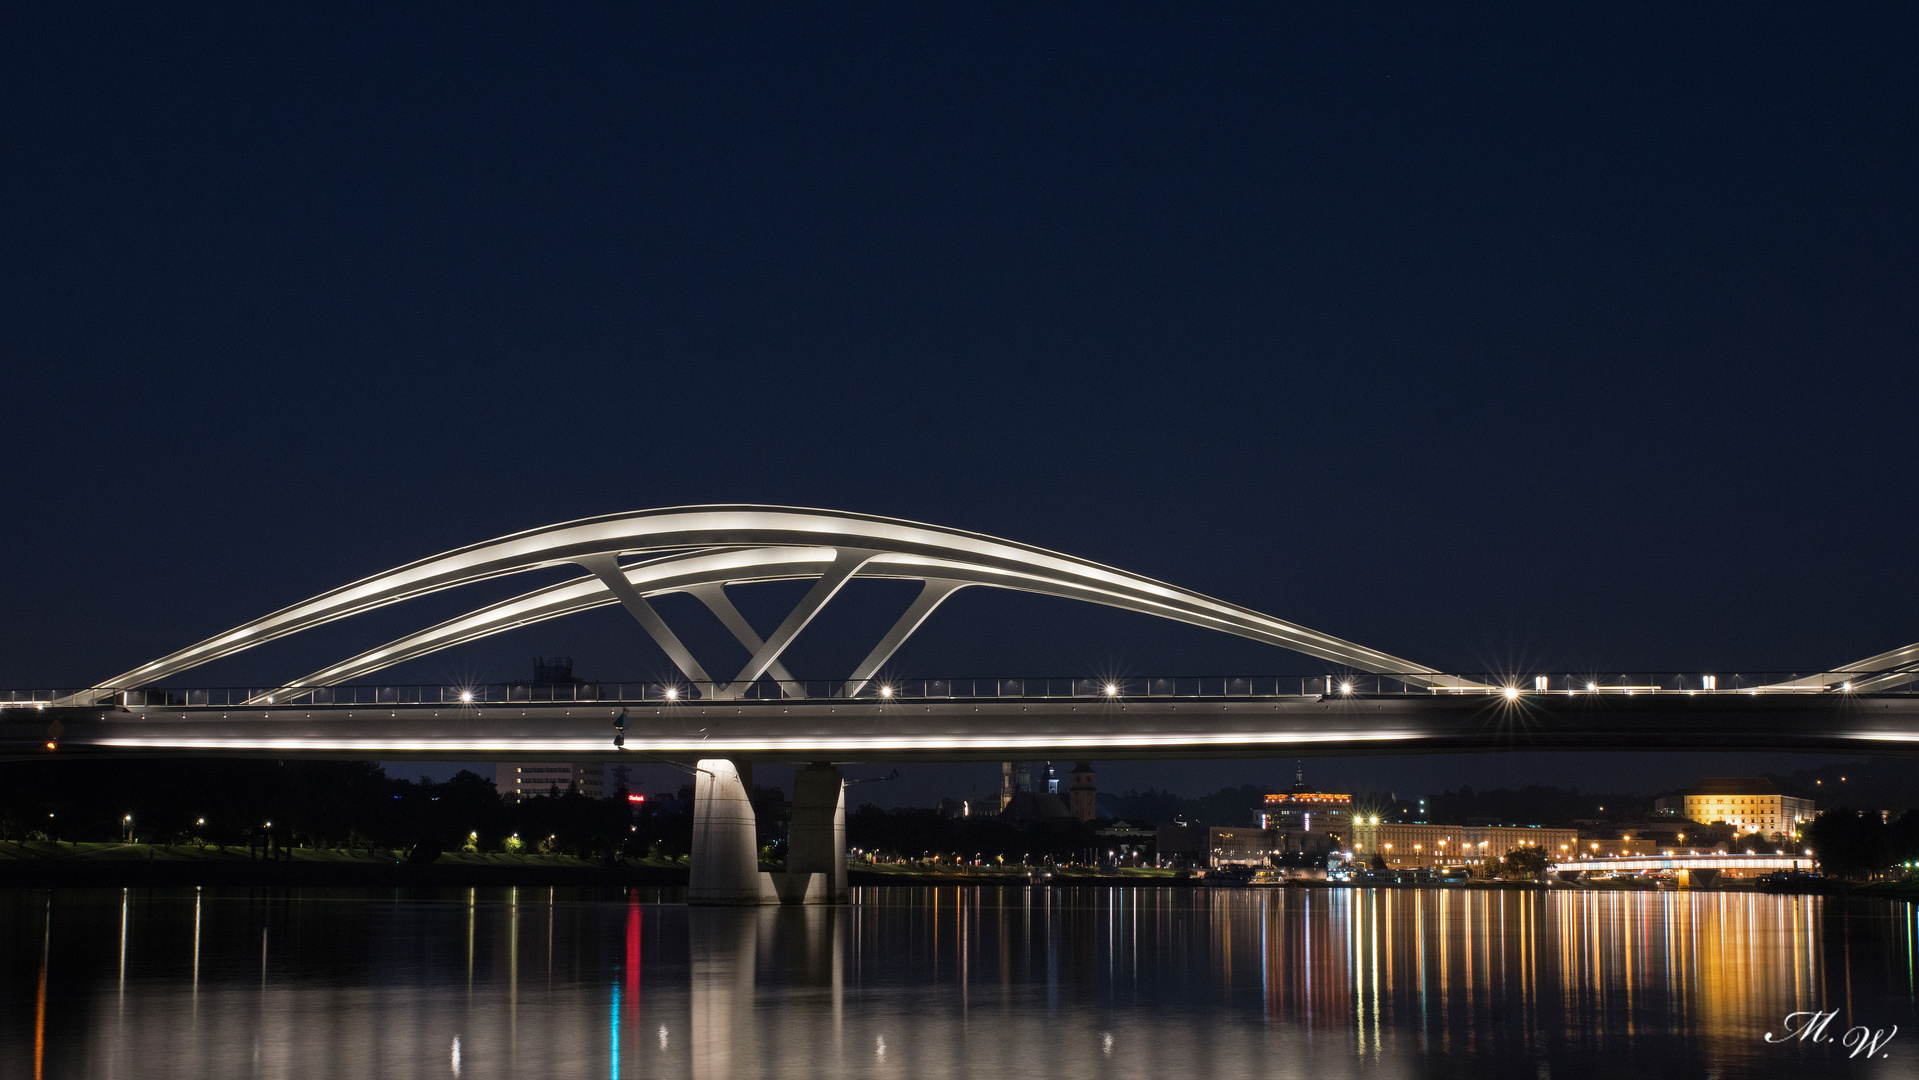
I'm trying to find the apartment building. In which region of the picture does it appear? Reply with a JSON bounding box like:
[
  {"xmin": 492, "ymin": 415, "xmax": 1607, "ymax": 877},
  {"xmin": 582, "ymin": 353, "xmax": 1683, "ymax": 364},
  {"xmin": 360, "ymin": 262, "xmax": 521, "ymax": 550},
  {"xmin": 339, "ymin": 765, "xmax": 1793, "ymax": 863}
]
[{"xmin": 494, "ymin": 762, "xmax": 606, "ymax": 802}]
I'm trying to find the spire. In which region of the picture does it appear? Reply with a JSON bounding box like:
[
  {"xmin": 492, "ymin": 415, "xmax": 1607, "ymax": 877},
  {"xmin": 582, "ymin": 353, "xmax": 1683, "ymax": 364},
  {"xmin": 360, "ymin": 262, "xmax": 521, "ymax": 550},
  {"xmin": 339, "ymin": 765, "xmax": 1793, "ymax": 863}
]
[{"xmin": 1289, "ymin": 760, "xmax": 1316, "ymax": 795}]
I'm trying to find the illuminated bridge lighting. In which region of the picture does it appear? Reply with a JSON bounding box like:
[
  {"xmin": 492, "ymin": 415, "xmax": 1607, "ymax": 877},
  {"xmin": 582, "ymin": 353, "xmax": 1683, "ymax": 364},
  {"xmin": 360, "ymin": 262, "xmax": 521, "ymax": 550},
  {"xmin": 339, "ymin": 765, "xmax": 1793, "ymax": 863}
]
[{"xmin": 1, "ymin": 505, "xmax": 1911, "ymax": 759}]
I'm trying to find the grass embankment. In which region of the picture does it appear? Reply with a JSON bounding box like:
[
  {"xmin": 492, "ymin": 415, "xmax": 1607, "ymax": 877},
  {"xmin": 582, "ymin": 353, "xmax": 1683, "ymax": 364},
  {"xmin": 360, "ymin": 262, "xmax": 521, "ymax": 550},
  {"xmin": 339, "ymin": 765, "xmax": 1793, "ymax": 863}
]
[
  {"xmin": 850, "ymin": 864, "xmax": 1185, "ymax": 886},
  {"xmin": 1854, "ymin": 880, "xmax": 1919, "ymax": 898}
]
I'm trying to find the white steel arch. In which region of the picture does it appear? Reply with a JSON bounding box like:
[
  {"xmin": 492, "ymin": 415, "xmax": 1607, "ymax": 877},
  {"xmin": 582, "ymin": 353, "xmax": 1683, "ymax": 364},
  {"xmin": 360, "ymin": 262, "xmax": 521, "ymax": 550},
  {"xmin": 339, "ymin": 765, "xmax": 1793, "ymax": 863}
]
[
  {"xmin": 97, "ymin": 505, "xmax": 1480, "ymax": 698},
  {"xmin": 1761, "ymin": 640, "xmax": 1919, "ymax": 693}
]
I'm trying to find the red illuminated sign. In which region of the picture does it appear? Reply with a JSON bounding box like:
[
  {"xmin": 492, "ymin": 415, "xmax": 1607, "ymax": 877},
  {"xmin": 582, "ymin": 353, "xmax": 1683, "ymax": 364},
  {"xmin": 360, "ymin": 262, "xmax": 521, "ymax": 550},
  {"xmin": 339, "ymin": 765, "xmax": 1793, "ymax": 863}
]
[{"xmin": 627, "ymin": 794, "xmax": 645, "ymax": 804}]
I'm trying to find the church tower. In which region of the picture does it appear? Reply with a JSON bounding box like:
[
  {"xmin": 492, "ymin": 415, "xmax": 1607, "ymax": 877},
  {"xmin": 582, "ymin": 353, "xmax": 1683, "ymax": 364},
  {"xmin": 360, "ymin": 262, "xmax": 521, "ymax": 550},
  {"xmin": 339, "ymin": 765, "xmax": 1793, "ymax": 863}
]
[{"xmin": 1069, "ymin": 762, "xmax": 1097, "ymax": 822}]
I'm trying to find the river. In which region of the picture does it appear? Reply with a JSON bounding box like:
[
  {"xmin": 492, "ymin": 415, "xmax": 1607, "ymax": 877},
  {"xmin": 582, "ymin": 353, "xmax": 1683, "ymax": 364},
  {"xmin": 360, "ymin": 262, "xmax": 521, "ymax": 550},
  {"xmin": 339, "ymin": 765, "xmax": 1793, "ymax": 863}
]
[{"xmin": 2, "ymin": 885, "xmax": 1915, "ymax": 1078}]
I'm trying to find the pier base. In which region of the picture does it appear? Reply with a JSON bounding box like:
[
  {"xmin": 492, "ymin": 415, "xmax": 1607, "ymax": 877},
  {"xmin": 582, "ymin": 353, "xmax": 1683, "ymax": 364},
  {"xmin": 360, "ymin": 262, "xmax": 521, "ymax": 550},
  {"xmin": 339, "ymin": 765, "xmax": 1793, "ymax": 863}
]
[
  {"xmin": 690, "ymin": 759, "xmax": 846, "ymax": 905},
  {"xmin": 788, "ymin": 763, "xmax": 848, "ymax": 904}
]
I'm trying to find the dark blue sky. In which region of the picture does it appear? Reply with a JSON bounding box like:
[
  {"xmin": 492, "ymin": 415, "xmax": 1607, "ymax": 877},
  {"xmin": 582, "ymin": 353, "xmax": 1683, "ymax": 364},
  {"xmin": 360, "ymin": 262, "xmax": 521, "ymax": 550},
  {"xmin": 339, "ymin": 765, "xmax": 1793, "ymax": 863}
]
[{"xmin": 3, "ymin": 7, "xmax": 1914, "ymax": 804}]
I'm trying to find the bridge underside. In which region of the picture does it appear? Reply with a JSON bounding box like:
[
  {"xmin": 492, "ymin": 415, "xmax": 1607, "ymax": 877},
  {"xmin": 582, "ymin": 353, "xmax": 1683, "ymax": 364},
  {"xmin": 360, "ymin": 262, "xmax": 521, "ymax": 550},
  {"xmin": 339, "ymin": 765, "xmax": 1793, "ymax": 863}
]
[{"xmin": 7, "ymin": 693, "xmax": 1918, "ymax": 762}]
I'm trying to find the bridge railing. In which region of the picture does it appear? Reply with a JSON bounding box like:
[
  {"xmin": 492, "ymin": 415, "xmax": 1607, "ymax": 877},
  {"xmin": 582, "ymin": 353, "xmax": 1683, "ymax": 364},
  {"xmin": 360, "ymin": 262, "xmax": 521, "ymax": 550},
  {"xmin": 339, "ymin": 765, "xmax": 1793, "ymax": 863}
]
[{"xmin": 7, "ymin": 669, "xmax": 1914, "ymax": 710}]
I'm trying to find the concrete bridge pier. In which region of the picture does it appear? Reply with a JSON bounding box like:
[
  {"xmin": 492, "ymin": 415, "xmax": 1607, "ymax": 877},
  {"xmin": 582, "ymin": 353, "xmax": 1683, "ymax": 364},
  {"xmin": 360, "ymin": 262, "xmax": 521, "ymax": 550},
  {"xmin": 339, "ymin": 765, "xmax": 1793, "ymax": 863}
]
[
  {"xmin": 788, "ymin": 763, "xmax": 848, "ymax": 904},
  {"xmin": 690, "ymin": 758, "xmax": 845, "ymax": 905},
  {"xmin": 690, "ymin": 759, "xmax": 766, "ymax": 905}
]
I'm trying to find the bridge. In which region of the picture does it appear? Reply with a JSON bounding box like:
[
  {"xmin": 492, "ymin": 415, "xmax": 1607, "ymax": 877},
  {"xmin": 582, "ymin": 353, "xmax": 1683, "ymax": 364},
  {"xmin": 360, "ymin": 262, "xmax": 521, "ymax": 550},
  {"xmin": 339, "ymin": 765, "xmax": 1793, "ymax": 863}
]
[
  {"xmin": 4, "ymin": 680, "xmax": 1918, "ymax": 761},
  {"xmin": 2, "ymin": 504, "xmax": 1913, "ymax": 902},
  {"xmin": 1551, "ymin": 854, "xmax": 1816, "ymax": 879}
]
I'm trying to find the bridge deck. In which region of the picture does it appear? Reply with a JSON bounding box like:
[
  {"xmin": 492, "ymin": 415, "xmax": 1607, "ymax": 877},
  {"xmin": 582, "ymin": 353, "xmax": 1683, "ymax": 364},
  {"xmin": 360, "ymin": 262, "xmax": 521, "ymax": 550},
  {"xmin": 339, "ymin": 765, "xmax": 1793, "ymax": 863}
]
[{"xmin": 4, "ymin": 693, "xmax": 1918, "ymax": 761}]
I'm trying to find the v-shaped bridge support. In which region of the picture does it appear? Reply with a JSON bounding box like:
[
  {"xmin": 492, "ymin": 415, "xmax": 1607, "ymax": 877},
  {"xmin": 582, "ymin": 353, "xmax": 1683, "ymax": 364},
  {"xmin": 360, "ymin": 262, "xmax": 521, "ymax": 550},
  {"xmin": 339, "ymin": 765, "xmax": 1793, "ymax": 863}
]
[
  {"xmin": 686, "ymin": 584, "xmax": 804, "ymax": 698},
  {"xmin": 582, "ymin": 549, "xmax": 885, "ymax": 699},
  {"xmin": 713, "ymin": 549, "xmax": 873, "ymax": 698}
]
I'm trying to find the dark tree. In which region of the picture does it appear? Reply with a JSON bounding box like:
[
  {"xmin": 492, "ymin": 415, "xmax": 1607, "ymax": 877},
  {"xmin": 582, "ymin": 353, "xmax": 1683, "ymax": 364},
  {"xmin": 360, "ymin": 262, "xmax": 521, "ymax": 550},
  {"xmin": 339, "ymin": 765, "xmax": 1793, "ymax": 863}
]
[
  {"xmin": 1806, "ymin": 808, "xmax": 1888, "ymax": 879},
  {"xmin": 1501, "ymin": 847, "xmax": 1549, "ymax": 878}
]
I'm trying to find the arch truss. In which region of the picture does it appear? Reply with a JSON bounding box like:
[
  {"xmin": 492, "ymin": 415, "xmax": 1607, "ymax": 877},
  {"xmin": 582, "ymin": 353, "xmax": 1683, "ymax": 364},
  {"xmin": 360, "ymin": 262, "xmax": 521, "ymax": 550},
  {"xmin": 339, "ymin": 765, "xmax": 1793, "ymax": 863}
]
[
  {"xmin": 101, "ymin": 505, "xmax": 1489, "ymax": 702},
  {"xmin": 1760, "ymin": 641, "xmax": 1919, "ymax": 694}
]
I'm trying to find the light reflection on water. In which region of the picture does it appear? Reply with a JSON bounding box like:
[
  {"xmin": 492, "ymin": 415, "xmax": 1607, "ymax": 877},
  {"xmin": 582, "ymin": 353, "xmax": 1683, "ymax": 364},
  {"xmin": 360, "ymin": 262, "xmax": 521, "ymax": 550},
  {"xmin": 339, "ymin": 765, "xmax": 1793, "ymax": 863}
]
[{"xmin": 2, "ymin": 885, "xmax": 1916, "ymax": 1078}]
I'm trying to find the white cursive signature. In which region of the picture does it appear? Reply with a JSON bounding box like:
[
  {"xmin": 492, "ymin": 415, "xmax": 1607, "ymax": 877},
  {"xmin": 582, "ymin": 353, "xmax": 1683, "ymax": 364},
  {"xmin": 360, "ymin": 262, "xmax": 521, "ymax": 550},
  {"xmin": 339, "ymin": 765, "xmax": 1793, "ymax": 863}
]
[{"xmin": 1765, "ymin": 1010, "xmax": 1897, "ymax": 1059}]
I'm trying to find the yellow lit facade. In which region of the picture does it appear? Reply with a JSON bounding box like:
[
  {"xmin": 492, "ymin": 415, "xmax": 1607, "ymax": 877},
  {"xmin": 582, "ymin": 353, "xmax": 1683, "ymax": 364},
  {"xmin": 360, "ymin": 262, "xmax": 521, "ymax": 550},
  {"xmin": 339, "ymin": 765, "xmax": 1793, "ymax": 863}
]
[
  {"xmin": 1349, "ymin": 821, "xmax": 1578, "ymax": 869},
  {"xmin": 1680, "ymin": 782, "xmax": 1814, "ymax": 837},
  {"xmin": 1259, "ymin": 790, "xmax": 1352, "ymax": 829}
]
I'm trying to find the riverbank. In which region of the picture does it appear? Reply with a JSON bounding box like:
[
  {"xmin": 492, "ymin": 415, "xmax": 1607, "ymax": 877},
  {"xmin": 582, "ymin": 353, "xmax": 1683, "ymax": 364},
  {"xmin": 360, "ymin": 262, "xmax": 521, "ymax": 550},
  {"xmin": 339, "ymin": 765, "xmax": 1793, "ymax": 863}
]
[
  {"xmin": 3, "ymin": 845, "xmax": 1898, "ymax": 895},
  {"xmin": 846, "ymin": 867, "xmax": 1878, "ymax": 894},
  {"xmin": 0, "ymin": 841, "xmax": 689, "ymax": 887},
  {"xmin": 1854, "ymin": 880, "xmax": 1919, "ymax": 898},
  {"xmin": 850, "ymin": 866, "xmax": 1198, "ymax": 888},
  {"xmin": 849, "ymin": 867, "xmax": 1586, "ymax": 890}
]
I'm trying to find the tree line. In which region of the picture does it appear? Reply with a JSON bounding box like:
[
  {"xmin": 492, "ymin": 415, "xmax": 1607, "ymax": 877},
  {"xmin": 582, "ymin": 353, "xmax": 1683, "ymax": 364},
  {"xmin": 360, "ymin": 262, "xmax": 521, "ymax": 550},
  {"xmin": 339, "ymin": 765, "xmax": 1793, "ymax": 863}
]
[
  {"xmin": 0, "ymin": 759, "xmax": 686, "ymax": 861},
  {"xmin": 846, "ymin": 804, "xmax": 1101, "ymax": 863},
  {"xmin": 12, "ymin": 758, "xmax": 1914, "ymax": 879},
  {"xmin": 1805, "ymin": 808, "xmax": 1919, "ymax": 879}
]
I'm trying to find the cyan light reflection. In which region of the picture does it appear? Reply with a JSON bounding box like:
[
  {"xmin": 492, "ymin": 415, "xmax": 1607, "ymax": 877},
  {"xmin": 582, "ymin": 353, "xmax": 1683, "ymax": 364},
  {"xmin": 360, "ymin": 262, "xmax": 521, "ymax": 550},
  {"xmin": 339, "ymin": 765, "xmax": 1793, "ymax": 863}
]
[
  {"xmin": 609, "ymin": 983, "xmax": 620, "ymax": 1080},
  {"xmin": 13, "ymin": 887, "xmax": 1918, "ymax": 1078}
]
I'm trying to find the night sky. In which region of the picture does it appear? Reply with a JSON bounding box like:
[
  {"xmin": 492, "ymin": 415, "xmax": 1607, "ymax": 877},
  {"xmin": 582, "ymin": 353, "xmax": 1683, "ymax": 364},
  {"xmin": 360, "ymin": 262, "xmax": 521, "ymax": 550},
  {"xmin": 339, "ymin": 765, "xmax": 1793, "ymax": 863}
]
[{"xmin": 3, "ymin": 7, "xmax": 1914, "ymax": 806}]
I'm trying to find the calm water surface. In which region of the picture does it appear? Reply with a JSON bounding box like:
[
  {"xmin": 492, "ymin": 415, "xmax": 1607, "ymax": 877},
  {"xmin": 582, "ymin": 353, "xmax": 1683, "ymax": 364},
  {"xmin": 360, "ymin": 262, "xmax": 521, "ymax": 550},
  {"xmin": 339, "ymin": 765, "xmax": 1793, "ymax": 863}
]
[{"xmin": 3, "ymin": 885, "xmax": 1916, "ymax": 1078}]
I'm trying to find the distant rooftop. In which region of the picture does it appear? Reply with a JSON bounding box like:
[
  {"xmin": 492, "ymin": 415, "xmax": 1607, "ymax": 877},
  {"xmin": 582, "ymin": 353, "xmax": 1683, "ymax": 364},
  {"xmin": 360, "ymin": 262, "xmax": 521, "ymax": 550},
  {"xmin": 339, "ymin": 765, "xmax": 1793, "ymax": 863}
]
[
  {"xmin": 1264, "ymin": 792, "xmax": 1351, "ymax": 805},
  {"xmin": 1688, "ymin": 776, "xmax": 1780, "ymax": 795}
]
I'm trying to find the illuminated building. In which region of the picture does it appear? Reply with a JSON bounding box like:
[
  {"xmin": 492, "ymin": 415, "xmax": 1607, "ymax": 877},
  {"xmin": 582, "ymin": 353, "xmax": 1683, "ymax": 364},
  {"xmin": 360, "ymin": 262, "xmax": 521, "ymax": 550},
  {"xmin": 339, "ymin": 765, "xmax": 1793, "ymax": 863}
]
[
  {"xmin": 1669, "ymin": 777, "xmax": 1814, "ymax": 837},
  {"xmin": 1350, "ymin": 820, "xmax": 1579, "ymax": 869},
  {"xmin": 1257, "ymin": 771, "xmax": 1352, "ymax": 854},
  {"xmin": 1154, "ymin": 824, "xmax": 1281, "ymax": 868},
  {"xmin": 1258, "ymin": 790, "xmax": 1352, "ymax": 830},
  {"xmin": 494, "ymin": 762, "xmax": 606, "ymax": 802}
]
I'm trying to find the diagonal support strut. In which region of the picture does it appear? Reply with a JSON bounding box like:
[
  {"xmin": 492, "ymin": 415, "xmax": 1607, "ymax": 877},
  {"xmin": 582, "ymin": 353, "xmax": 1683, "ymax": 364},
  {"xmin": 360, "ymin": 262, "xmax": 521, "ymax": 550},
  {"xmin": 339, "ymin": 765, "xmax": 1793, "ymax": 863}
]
[
  {"xmin": 717, "ymin": 549, "xmax": 875, "ymax": 699},
  {"xmin": 686, "ymin": 583, "xmax": 805, "ymax": 698},
  {"xmin": 574, "ymin": 554, "xmax": 714, "ymax": 686},
  {"xmin": 840, "ymin": 579, "xmax": 968, "ymax": 698}
]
